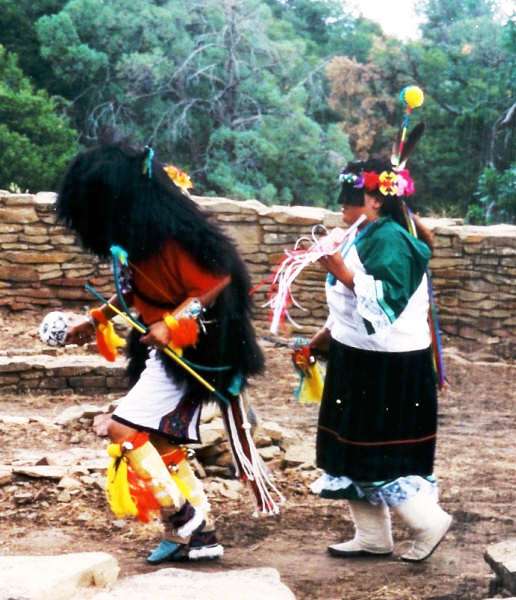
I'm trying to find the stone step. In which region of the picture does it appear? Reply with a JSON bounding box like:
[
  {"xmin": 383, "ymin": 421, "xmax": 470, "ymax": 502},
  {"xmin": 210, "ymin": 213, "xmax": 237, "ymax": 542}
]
[
  {"xmin": 0, "ymin": 552, "xmax": 295, "ymax": 600},
  {"xmin": 0, "ymin": 353, "xmax": 128, "ymax": 395},
  {"xmin": 79, "ymin": 566, "xmax": 295, "ymax": 600},
  {"xmin": 0, "ymin": 552, "xmax": 119, "ymax": 600}
]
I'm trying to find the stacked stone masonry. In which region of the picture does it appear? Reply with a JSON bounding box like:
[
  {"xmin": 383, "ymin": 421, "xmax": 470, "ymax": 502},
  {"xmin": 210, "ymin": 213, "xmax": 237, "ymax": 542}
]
[
  {"xmin": 0, "ymin": 353, "xmax": 128, "ymax": 395},
  {"xmin": 0, "ymin": 191, "xmax": 514, "ymax": 358}
]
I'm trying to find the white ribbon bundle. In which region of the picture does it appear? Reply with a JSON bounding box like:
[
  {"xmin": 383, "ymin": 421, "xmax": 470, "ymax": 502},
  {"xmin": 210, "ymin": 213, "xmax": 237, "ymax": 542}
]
[{"xmin": 266, "ymin": 214, "xmax": 366, "ymax": 334}]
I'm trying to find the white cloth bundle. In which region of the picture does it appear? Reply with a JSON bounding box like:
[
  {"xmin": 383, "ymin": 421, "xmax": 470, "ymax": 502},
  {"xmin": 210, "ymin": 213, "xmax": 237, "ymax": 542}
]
[{"xmin": 266, "ymin": 215, "xmax": 366, "ymax": 334}]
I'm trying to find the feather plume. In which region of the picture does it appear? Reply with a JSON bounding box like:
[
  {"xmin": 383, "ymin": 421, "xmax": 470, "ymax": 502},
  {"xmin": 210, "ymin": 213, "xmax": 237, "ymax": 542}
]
[
  {"xmin": 391, "ymin": 127, "xmax": 403, "ymax": 167},
  {"xmin": 399, "ymin": 122, "xmax": 425, "ymax": 168}
]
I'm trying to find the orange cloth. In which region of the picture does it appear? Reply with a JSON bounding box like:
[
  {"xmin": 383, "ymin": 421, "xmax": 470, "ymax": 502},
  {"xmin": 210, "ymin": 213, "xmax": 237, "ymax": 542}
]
[{"xmin": 131, "ymin": 240, "xmax": 226, "ymax": 325}]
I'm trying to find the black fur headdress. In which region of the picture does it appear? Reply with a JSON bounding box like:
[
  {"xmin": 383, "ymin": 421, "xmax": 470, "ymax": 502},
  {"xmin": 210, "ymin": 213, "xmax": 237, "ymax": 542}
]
[{"xmin": 57, "ymin": 142, "xmax": 264, "ymax": 393}]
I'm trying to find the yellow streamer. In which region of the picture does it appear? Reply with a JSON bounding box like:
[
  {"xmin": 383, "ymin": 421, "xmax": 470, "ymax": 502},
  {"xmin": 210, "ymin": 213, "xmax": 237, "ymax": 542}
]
[
  {"xmin": 298, "ymin": 363, "xmax": 324, "ymax": 405},
  {"xmin": 106, "ymin": 444, "xmax": 138, "ymax": 518}
]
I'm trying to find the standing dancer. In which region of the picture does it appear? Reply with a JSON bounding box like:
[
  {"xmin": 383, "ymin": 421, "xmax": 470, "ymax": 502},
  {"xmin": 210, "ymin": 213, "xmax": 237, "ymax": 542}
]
[
  {"xmin": 310, "ymin": 93, "xmax": 451, "ymax": 562},
  {"xmin": 58, "ymin": 141, "xmax": 279, "ymax": 564}
]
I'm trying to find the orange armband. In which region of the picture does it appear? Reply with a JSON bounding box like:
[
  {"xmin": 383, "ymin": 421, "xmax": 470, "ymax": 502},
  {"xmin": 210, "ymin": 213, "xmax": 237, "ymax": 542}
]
[
  {"xmin": 89, "ymin": 308, "xmax": 125, "ymax": 362},
  {"xmin": 90, "ymin": 307, "xmax": 108, "ymax": 326},
  {"xmin": 163, "ymin": 314, "xmax": 199, "ymax": 351}
]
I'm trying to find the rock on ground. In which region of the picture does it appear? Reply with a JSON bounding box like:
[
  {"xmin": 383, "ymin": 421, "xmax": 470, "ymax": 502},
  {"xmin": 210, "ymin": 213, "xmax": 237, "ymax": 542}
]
[
  {"xmin": 0, "ymin": 466, "xmax": 12, "ymax": 485},
  {"xmin": 81, "ymin": 567, "xmax": 295, "ymax": 600},
  {"xmin": 0, "ymin": 552, "xmax": 119, "ymax": 600},
  {"xmin": 485, "ymin": 539, "xmax": 516, "ymax": 594}
]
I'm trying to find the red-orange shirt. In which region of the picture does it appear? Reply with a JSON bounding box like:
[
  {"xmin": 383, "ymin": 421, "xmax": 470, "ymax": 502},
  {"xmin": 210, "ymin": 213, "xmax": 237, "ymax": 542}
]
[{"xmin": 131, "ymin": 239, "xmax": 226, "ymax": 324}]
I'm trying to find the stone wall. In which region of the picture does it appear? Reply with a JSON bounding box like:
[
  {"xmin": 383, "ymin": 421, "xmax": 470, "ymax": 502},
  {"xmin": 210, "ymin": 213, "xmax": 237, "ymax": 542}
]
[
  {"xmin": 0, "ymin": 352, "xmax": 128, "ymax": 395},
  {"xmin": 0, "ymin": 191, "xmax": 514, "ymax": 357},
  {"xmin": 0, "ymin": 192, "xmax": 112, "ymax": 310}
]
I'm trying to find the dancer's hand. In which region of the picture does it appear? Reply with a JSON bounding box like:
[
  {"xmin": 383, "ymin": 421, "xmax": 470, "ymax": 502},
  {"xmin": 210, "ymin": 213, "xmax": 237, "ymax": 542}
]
[
  {"xmin": 309, "ymin": 327, "xmax": 331, "ymax": 354},
  {"xmin": 65, "ymin": 317, "xmax": 95, "ymax": 346},
  {"xmin": 318, "ymin": 252, "xmax": 345, "ymax": 275},
  {"xmin": 318, "ymin": 253, "xmax": 355, "ymax": 289},
  {"xmin": 140, "ymin": 320, "xmax": 171, "ymax": 348}
]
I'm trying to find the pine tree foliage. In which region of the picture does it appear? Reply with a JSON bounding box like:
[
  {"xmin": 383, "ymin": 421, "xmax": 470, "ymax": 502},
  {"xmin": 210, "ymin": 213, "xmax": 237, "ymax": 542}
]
[
  {"xmin": 0, "ymin": 46, "xmax": 78, "ymax": 192},
  {"xmin": 0, "ymin": 0, "xmax": 513, "ymax": 218}
]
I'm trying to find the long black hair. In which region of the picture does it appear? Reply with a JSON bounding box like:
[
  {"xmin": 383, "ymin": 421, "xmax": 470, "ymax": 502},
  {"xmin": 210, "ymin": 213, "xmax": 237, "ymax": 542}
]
[
  {"xmin": 58, "ymin": 142, "xmax": 236, "ymax": 269},
  {"xmin": 57, "ymin": 142, "xmax": 264, "ymax": 389},
  {"xmin": 338, "ymin": 158, "xmax": 409, "ymax": 232}
]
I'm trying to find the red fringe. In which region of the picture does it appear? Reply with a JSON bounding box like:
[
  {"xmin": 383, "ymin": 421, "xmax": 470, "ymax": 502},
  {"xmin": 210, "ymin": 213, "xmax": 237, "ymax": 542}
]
[
  {"xmin": 128, "ymin": 431, "xmax": 149, "ymax": 449},
  {"xmin": 127, "ymin": 467, "xmax": 161, "ymax": 523},
  {"xmin": 161, "ymin": 447, "xmax": 188, "ymax": 466}
]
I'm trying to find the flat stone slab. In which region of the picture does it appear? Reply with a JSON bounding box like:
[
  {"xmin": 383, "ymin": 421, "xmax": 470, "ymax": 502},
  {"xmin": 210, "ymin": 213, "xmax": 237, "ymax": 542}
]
[
  {"xmin": 485, "ymin": 539, "xmax": 516, "ymax": 594},
  {"xmin": 55, "ymin": 404, "xmax": 107, "ymax": 425},
  {"xmin": 0, "ymin": 354, "xmax": 124, "ymax": 370},
  {"xmin": 0, "ymin": 352, "xmax": 130, "ymax": 395},
  {"xmin": 11, "ymin": 465, "xmax": 72, "ymax": 479},
  {"xmin": 282, "ymin": 444, "xmax": 314, "ymax": 468},
  {"xmin": 0, "ymin": 414, "xmax": 30, "ymax": 425},
  {"xmin": 81, "ymin": 567, "xmax": 295, "ymax": 600},
  {"xmin": 0, "ymin": 552, "xmax": 119, "ymax": 600}
]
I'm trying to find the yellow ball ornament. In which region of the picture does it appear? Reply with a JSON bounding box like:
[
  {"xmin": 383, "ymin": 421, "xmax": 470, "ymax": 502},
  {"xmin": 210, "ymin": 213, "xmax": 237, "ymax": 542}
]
[{"xmin": 401, "ymin": 86, "xmax": 424, "ymax": 109}]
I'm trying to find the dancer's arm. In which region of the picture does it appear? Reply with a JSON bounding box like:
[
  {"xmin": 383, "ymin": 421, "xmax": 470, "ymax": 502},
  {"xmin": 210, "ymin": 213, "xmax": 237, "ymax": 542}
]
[
  {"xmin": 309, "ymin": 326, "xmax": 331, "ymax": 354},
  {"xmin": 140, "ymin": 277, "xmax": 231, "ymax": 348},
  {"xmin": 412, "ymin": 214, "xmax": 434, "ymax": 250},
  {"xmin": 65, "ymin": 292, "xmax": 132, "ymax": 345},
  {"xmin": 318, "ymin": 253, "xmax": 355, "ymax": 290}
]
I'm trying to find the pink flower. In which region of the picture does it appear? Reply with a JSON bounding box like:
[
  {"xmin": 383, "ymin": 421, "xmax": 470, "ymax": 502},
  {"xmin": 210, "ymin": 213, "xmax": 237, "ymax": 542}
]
[{"xmin": 396, "ymin": 169, "xmax": 415, "ymax": 196}]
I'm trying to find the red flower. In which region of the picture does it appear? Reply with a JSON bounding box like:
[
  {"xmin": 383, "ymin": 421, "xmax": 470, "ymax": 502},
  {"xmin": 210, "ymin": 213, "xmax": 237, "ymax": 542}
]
[{"xmin": 362, "ymin": 171, "xmax": 380, "ymax": 192}]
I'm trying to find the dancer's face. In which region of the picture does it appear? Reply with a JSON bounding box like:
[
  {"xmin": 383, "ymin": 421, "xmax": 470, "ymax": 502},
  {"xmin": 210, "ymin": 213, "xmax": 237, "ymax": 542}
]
[{"xmin": 341, "ymin": 193, "xmax": 382, "ymax": 227}]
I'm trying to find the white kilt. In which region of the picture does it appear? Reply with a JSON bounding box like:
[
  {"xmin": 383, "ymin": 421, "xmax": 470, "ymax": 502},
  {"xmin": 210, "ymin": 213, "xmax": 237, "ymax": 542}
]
[{"xmin": 112, "ymin": 350, "xmax": 201, "ymax": 442}]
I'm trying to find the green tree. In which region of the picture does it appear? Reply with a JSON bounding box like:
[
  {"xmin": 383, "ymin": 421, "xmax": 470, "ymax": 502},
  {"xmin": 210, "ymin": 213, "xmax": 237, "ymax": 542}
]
[
  {"xmin": 263, "ymin": 0, "xmax": 381, "ymax": 129},
  {"xmin": 205, "ymin": 112, "xmax": 351, "ymax": 205},
  {"xmin": 418, "ymin": 0, "xmax": 498, "ymax": 42},
  {"xmin": 326, "ymin": 1, "xmax": 515, "ymax": 216},
  {"xmin": 0, "ymin": 0, "xmax": 66, "ymax": 91},
  {"xmin": 36, "ymin": 0, "xmax": 352, "ymax": 204},
  {"xmin": 467, "ymin": 165, "xmax": 516, "ymax": 224},
  {"xmin": 0, "ymin": 46, "xmax": 78, "ymax": 191},
  {"xmin": 264, "ymin": 0, "xmax": 380, "ymax": 62}
]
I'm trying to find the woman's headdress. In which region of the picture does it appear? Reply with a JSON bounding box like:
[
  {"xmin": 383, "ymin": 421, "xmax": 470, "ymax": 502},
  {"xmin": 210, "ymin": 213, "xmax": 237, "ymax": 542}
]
[
  {"xmin": 391, "ymin": 86, "xmax": 425, "ymax": 169},
  {"xmin": 339, "ymin": 85, "xmax": 425, "ymax": 200}
]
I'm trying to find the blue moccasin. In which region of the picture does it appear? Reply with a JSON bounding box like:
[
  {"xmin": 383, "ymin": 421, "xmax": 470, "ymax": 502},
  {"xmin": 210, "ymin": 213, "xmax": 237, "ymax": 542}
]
[{"xmin": 146, "ymin": 540, "xmax": 188, "ymax": 565}]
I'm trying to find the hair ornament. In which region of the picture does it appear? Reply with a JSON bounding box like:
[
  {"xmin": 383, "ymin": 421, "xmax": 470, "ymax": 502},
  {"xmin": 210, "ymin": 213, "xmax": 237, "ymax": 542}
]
[
  {"xmin": 164, "ymin": 164, "xmax": 193, "ymax": 193},
  {"xmin": 395, "ymin": 169, "xmax": 415, "ymax": 196},
  {"xmin": 142, "ymin": 145, "xmax": 155, "ymax": 179},
  {"xmin": 392, "ymin": 85, "xmax": 424, "ymax": 168},
  {"xmin": 339, "ymin": 168, "xmax": 415, "ymax": 198},
  {"xmin": 339, "ymin": 171, "xmax": 366, "ymax": 189},
  {"xmin": 353, "ymin": 173, "xmax": 365, "ymax": 188},
  {"xmin": 362, "ymin": 171, "xmax": 380, "ymax": 192},
  {"xmin": 339, "ymin": 172, "xmax": 357, "ymax": 184},
  {"xmin": 378, "ymin": 171, "xmax": 398, "ymax": 196}
]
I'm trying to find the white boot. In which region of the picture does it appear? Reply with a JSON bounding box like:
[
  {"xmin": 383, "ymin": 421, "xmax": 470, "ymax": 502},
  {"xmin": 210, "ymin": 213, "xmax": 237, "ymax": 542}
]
[
  {"xmin": 394, "ymin": 493, "xmax": 452, "ymax": 562},
  {"xmin": 328, "ymin": 500, "xmax": 394, "ymax": 557}
]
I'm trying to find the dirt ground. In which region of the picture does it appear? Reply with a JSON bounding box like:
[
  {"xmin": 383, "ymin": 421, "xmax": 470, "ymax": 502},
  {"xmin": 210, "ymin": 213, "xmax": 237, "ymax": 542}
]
[{"xmin": 0, "ymin": 311, "xmax": 514, "ymax": 600}]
